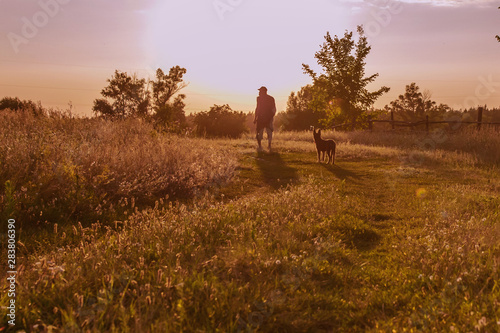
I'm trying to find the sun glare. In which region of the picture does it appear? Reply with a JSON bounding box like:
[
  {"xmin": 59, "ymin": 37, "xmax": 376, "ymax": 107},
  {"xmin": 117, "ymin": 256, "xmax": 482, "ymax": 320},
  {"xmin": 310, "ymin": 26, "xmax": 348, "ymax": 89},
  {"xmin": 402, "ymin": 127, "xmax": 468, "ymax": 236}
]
[{"xmin": 146, "ymin": 1, "xmax": 349, "ymax": 112}]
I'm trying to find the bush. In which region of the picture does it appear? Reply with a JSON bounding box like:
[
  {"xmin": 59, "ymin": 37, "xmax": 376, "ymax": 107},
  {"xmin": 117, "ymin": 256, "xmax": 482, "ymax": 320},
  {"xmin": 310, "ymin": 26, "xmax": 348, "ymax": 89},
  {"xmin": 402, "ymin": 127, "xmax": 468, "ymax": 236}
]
[
  {"xmin": 193, "ymin": 104, "xmax": 248, "ymax": 138},
  {"xmin": 0, "ymin": 96, "xmax": 44, "ymax": 116}
]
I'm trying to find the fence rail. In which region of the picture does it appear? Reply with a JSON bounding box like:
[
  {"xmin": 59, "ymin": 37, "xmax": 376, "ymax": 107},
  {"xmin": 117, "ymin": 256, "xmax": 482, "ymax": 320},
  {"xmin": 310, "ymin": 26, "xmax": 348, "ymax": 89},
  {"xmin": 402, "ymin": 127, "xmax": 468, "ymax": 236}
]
[{"xmin": 333, "ymin": 107, "xmax": 500, "ymax": 132}]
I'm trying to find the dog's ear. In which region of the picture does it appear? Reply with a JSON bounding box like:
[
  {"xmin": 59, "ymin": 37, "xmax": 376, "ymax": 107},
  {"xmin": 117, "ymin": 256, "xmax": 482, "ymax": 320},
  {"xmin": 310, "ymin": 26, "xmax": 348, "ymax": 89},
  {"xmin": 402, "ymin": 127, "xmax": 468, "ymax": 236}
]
[{"xmin": 318, "ymin": 129, "xmax": 321, "ymax": 135}]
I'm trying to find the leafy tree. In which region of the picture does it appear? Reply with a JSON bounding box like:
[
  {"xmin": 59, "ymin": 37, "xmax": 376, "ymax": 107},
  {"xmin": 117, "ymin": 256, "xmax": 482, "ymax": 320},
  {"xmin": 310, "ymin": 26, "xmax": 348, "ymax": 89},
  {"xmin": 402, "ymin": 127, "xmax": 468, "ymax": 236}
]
[
  {"xmin": 386, "ymin": 83, "xmax": 449, "ymax": 121},
  {"xmin": 151, "ymin": 66, "xmax": 188, "ymax": 125},
  {"xmin": 93, "ymin": 70, "xmax": 149, "ymax": 118},
  {"xmin": 282, "ymin": 85, "xmax": 322, "ymax": 131},
  {"xmin": 93, "ymin": 67, "xmax": 188, "ymax": 124},
  {"xmin": 154, "ymin": 95, "xmax": 186, "ymax": 129},
  {"xmin": 193, "ymin": 104, "xmax": 248, "ymax": 138},
  {"xmin": 302, "ymin": 26, "xmax": 390, "ymax": 129},
  {"xmin": 92, "ymin": 98, "xmax": 114, "ymax": 118}
]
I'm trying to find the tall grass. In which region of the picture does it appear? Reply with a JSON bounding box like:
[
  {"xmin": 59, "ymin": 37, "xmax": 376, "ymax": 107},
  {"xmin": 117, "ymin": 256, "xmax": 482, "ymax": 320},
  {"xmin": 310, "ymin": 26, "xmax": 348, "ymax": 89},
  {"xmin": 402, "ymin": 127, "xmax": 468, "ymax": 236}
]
[{"xmin": 0, "ymin": 111, "xmax": 236, "ymax": 232}]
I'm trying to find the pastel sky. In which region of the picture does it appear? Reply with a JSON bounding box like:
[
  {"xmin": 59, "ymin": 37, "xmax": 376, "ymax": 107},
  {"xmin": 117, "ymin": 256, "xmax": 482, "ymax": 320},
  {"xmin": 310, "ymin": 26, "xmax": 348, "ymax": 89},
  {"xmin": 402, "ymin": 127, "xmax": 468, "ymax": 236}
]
[{"xmin": 1, "ymin": 0, "xmax": 499, "ymax": 116}]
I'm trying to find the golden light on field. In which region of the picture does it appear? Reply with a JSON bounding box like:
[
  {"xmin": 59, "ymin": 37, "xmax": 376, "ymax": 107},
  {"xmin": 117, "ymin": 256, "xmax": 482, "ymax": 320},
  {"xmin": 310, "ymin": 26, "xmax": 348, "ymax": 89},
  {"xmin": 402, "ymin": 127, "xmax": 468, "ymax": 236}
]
[{"xmin": 416, "ymin": 188, "xmax": 428, "ymax": 199}]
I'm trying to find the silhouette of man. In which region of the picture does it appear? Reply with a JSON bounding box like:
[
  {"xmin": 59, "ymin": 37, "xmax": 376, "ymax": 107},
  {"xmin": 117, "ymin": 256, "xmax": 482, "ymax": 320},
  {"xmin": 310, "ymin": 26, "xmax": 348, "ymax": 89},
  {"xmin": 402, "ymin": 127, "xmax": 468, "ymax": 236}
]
[{"xmin": 254, "ymin": 86, "xmax": 276, "ymax": 151}]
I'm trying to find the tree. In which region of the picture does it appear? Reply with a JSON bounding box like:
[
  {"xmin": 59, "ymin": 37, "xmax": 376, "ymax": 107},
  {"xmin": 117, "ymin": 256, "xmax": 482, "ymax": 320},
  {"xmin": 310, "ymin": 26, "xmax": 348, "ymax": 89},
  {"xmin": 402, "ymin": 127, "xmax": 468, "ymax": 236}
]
[
  {"xmin": 93, "ymin": 66, "xmax": 188, "ymax": 122},
  {"xmin": 386, "ymin": 83, "xmax": 449, "ymax": 121},
  {"xmin": 302, "ymin": 26, "xmax": 390, "ymax": 129},
  {"xmin": 0, "ymin": 97, "xmax": 44, "ymax": 115},
  {"xmin": 151, "ymin": 66, "xmax": 188, "ymax": 125},
  {"xmin": 93, "ymin": 70, "xmax": 149, "ymax": 118},
  {"xmin": 282, "ymin": 85, "xmax": 323, "ymax": 131},
  {"xmin": 193, "ymin": 104, "xmax": 248, "ymax": 138}
]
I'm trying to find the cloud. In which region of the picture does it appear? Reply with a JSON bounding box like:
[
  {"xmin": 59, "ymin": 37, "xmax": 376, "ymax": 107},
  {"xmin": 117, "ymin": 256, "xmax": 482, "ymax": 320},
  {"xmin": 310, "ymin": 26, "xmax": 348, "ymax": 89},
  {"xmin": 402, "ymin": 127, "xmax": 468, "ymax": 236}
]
[{"xmin": 341, "ymin": 0, "xmax": 497, "ymax": 7}]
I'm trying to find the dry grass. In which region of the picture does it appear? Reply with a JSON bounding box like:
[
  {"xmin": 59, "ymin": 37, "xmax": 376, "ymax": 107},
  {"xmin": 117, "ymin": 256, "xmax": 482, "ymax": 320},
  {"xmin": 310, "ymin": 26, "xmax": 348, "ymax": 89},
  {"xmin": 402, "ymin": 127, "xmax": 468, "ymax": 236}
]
[{"xmin": 0, "ymin": 111, "xmax": 236, "ymax": 231}]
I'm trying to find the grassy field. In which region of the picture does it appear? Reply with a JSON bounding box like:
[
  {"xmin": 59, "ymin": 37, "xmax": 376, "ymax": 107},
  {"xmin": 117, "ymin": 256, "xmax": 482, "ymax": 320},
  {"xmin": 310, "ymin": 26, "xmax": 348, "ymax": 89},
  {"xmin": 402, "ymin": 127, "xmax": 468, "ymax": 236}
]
[{"xmin": 1, "ymin": 114, "xmax": 500, "ymax": 332}]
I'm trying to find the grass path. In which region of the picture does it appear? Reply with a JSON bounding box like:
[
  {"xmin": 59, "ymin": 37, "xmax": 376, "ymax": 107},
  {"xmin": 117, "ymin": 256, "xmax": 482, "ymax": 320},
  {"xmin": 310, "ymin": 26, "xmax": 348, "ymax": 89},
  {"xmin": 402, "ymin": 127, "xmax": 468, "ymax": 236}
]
[{"xmin": 214, "ymin": 145, "xmax": 500, "ymax": 331}]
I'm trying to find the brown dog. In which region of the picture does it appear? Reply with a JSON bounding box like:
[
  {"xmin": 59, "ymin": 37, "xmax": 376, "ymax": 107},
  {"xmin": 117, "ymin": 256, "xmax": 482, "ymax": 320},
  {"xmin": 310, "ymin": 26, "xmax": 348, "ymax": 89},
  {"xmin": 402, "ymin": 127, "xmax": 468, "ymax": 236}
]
[{"xmin": 313, "ymin": 128, "xmax": 336, "ymax": 164}]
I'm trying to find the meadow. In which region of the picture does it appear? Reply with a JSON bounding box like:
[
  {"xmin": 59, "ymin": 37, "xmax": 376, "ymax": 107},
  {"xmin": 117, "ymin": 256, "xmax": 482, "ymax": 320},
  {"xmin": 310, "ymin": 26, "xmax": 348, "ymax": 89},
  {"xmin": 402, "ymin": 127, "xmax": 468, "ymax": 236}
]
[{"xmin": 1, "ymin": 111, "xmax": 500, "ymax": 332}]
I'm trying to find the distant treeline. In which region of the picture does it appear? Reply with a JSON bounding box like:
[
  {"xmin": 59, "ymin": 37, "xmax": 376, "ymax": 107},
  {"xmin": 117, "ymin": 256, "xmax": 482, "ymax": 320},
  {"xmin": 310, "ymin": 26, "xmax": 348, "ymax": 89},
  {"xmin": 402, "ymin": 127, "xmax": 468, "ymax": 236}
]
[{"xmin": 279, "ymin": 82, "xmax": 500, "ymax": 131}]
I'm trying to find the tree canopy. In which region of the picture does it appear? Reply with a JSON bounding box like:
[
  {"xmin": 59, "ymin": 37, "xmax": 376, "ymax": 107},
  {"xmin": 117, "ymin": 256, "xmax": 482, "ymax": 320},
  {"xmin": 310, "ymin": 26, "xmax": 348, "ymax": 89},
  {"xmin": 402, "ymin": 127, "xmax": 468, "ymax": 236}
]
[
  {"xmin": 151, "ymin": 66, "xmax": 188, "ymax": 125},
  {"xmin": 302, "ymin": 26, "xmax": 389, "ymax": 128},
  {"xmin": 385, "ymin": 83, "xmax": 451, "ymax": 121},
  {"xmin": 93, "ymin": 71, "xmax": 149, "ymax": 118},
  {"xmin": 93, "ymin": 66, "xmax": 187, "ymax": 125},
  {"xmin": 282, "ymin": 85, "xmax": 322, "ymax": 131}
]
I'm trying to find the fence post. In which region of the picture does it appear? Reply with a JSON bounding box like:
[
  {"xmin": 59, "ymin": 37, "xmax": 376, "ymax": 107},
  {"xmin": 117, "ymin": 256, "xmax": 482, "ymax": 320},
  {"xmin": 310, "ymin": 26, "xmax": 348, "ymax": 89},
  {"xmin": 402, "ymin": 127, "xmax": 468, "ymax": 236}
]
[
  {"xmin": 426, "ymin": 115, "xmax": 429, "ymax": 134},
  {"xmin": 391, "ymin": 111, "xmax": 395, "ymax": 130},
  {"xmin": 477, "ymin": 107, "xmax": 483, "ymax": 131}
]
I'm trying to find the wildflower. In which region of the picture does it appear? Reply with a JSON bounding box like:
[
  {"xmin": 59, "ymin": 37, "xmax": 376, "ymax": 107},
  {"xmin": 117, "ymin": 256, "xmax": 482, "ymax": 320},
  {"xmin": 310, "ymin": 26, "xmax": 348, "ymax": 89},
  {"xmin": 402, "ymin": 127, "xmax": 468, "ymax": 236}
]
[
  {"xmin": 275, "ymin": 260, "xmax": 281, "ymax": 265},
  {"xmin": 476, "ymin": 317, "xmax": 487, "ymax": 330},
  {"xmin": 49, "ymin": 265, "xmax": 65, "ymax": 274},
  {"xmin": 456, "ymin": 277, "xmax": 462, "ymax": 283}
]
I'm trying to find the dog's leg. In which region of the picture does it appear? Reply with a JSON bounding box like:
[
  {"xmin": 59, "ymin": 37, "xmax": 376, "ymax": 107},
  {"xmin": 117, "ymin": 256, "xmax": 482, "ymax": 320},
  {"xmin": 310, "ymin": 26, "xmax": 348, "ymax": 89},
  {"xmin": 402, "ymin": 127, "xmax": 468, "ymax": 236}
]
[{"xmin": 317, "ymin": 150, "xmax": 321, "ymax": 163}]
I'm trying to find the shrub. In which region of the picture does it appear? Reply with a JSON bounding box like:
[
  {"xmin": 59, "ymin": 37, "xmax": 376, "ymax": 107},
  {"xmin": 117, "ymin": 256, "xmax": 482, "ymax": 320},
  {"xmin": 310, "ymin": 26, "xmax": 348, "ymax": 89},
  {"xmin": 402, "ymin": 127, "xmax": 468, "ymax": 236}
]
[
  {"xmin": 0, "ymin": 96, "xmax": 44, "ymax": 116},
  {"xmin": 193, "ymin": 104, "xmax": 248, "ymax": 138}
]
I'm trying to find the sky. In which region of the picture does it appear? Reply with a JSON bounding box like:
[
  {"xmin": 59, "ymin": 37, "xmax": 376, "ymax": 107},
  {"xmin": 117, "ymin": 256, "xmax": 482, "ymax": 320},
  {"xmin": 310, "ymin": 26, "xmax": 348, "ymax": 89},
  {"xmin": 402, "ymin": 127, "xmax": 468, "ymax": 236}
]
[{"xmin": 0, "ymin": 0, "xmax": 499, "ymax": 116}]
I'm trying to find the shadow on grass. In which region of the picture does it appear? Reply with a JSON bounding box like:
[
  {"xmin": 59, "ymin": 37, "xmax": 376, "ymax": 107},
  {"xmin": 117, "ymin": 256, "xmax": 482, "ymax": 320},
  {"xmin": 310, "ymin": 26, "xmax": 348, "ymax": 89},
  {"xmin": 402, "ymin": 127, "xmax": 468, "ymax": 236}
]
[
  {"xmin": 320, "ymin": 163, "xmax": 362, "ymax": 182},
  {"xmin": 255, "ymin": 151, "xmax": 299, "ymax": 190},
  {"xmin": 346, "ymin": 228, "xmax": 381, "ymax": 251}
]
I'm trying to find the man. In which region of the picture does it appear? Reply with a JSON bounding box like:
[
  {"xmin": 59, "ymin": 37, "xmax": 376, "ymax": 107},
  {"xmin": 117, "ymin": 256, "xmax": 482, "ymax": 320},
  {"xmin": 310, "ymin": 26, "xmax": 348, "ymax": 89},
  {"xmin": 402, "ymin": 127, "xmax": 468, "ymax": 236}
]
[{"xmin": 254, "ymin": 86, "xmax": 276, "ymax": 152}]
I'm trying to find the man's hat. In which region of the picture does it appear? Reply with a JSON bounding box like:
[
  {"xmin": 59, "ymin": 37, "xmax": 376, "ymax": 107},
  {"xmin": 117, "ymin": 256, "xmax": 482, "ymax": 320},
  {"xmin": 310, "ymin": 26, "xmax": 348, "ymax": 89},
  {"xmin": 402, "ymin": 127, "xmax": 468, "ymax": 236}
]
[{"xmin": 258, "ymin": 86, "xmax": 267, "ymax": 92}]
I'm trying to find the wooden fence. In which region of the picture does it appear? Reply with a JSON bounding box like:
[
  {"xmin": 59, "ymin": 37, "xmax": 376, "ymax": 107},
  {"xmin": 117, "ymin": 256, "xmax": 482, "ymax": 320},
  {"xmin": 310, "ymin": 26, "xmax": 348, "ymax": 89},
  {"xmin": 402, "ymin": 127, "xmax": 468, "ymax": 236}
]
[{"xmin": 333, "ymin": 107, "xmax": 500, "ymax": 132}]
